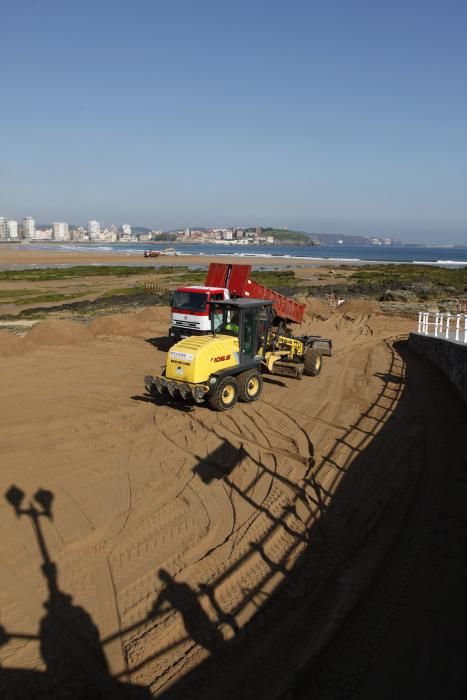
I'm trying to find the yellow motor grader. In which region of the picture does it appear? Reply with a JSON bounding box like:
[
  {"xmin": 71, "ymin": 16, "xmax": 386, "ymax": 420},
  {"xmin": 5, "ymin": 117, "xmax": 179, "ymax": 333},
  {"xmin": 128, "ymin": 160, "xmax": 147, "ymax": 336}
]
[{"xmin": 145, "ymin": 299, "xmax": 332, "ymax": 411}]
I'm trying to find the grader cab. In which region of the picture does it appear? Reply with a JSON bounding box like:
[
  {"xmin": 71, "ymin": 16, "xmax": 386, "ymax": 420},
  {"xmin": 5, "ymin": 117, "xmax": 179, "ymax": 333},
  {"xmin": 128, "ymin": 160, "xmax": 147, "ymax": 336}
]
[{"xmin": 145, "ymin": 299, "xmax": 332, "ymax": 411}]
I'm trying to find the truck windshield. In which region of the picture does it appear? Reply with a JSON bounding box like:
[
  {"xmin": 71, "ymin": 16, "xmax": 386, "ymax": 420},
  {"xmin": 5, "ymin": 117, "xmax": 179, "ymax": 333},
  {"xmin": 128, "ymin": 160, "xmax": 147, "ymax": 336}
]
[{"xmin": 172, "ymin": 291, "xmax": 208, "ymax": 312}]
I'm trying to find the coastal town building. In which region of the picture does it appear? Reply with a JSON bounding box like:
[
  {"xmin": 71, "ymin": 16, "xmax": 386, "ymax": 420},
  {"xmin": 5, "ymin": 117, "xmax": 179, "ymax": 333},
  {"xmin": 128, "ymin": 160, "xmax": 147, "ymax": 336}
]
[
  {"xmin": 87, "ymin": 220, "xmax": 101, "ymax": 240},
  {"xmin": 8, "ymin": 220, "xmax": 18, "ymax": 239},
  {"xmin": 34, "ymin": 229, "xmax": 53, "ymax": 240},
  {"xmin": 53, "ymin": 222, "xmax": 69, "ymax": 241},
  {"xmin": 71, "ymin": 227, "xmax": 86, "ymax": 241},
  {"xmin": 0, "ymin": 217, "xmax": 8, "ymax": 240},
  {"xmin": 102, "ymin": 228, "xmax": 118, "ymax": 242},
  {"xmin": 22, "ymin": 216, "xmax": 35, "ymax": 240}
]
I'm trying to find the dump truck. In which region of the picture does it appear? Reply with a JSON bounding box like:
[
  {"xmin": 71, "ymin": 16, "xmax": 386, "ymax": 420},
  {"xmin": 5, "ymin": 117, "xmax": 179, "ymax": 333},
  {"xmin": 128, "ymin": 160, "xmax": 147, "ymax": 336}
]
[
  {"xmin": 145, "ymin": 298, "xmax": 332, "ymax": 411},
  {"xmin": 169, "ymin": 263, "xmax": 305, "ymax": 340}
]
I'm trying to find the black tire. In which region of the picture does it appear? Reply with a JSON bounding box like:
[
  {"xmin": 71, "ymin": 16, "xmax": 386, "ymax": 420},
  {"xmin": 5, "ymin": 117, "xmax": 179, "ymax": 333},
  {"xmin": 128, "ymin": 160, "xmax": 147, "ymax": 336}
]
[
  {"xmin": 208, "ymin": 376, "xmax": 238, "ymax": 411},
  {"xmin": 238, "ymin": 369, "xmax": 263, "ymax": 403},
  {"xmin": 304, "ymin": 347, "xmax": 322, "ymax": 376}
]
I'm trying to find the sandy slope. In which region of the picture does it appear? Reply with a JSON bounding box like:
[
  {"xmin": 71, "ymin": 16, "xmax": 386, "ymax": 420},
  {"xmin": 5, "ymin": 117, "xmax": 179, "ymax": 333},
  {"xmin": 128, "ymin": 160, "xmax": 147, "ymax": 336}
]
[{"xmin": 0, "ymin": 301, "xmax": 436, "ymax": 698}]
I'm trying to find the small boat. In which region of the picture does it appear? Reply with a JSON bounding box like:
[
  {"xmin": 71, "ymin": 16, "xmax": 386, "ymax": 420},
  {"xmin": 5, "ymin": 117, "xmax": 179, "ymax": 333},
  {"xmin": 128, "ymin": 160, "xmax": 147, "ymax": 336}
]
[{"xmin": 143, "ymin": 250, "xmax": 161, "ymax": 258}]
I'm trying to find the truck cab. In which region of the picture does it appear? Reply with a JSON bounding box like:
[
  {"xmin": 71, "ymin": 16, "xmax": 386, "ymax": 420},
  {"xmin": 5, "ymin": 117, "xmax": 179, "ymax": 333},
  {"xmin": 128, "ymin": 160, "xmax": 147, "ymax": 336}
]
[{"xmin": 169, "ymin": 286, "xmax": 230, "ymax": 340}]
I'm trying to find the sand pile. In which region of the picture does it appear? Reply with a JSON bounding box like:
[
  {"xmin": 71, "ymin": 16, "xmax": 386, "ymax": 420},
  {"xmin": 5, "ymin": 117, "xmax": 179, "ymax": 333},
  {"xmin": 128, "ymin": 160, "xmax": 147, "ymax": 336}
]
[
  {"xmin": 89, "ymin": 307, "xmax": 170, "ymax": 337},
  {"xmin": 26, "ymin": 319, "xmax": 92, "ymax": 346},
  {"xmin": 341, "ymin": 298, "xmax": 381, "ymax": 317},
  {"xmin": 299, "ymin": 296, "xmax": 331, "ymax": 321},
  {"xmin": 137, "ymin": 306, "xmax": 169, "ymax": 324},
  {"xmin": 89, "ymin": 313, "xmax": 146, "ymax": 337}
]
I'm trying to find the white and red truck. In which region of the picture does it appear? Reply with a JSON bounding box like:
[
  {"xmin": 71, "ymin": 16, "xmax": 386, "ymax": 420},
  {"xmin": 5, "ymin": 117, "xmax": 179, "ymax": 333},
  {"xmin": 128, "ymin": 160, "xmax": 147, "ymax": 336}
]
[{"xmin": 169, "ymin": 263, "xmax": 305, "ymax": 340}]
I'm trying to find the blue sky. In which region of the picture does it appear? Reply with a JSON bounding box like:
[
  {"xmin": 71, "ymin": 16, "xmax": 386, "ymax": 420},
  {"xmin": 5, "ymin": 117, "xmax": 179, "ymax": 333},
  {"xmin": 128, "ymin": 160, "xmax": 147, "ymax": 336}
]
[{"xmin": 1, "ymin": 0, "xmax": 466, "ymax": 243}]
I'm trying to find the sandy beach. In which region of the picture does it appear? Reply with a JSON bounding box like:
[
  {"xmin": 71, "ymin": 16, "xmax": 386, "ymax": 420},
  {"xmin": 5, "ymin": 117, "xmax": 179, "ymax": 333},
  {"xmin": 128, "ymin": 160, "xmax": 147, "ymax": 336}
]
[{"xmin": 0, "ymin": 245, "xmax": 334, "ymax": 269}]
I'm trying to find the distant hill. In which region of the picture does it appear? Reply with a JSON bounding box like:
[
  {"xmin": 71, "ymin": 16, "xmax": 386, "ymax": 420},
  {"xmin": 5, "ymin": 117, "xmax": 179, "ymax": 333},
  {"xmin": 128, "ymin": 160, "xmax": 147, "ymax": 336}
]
[
  {"xmin": 262, "ymin": 228, "xmax": 374, "ymax": 245},
  {"xmin": 308, "ymin": 232, "xmax": 373, "ymax": 245},
  {"xmin": 262, "ymin": 228, "xmax": 316, "ymax": 245}
]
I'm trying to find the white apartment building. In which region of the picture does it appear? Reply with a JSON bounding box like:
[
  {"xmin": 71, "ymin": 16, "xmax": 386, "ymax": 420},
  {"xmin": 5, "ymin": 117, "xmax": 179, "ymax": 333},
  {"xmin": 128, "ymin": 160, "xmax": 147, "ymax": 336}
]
[
  {"xmin": 8, "ymin": 220, "xmax": 18, "ymax": 239},
  {"xmin": 121, "ymin": 224, "xmax": 131, "ymax": 236},
  {"xmin": 87, "ymin": 220, "xmax": 101, "ymax": 240},
  {"xmin": 22, "ymin": 216, "xmax": 36, "ymax": 239},
  {"xmin": 0, "ymin": 217, "xmax": 8, "ymax": 239},
  {"xmin": 53, "ymin": 222, "xmax": 69, "ymax": 241}
]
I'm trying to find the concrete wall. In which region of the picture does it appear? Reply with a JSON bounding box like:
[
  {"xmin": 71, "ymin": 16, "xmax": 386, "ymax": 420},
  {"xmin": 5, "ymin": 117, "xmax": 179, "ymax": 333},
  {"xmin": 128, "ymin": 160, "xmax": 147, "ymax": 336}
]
[{"xmin": 408, "ymin": 332, "xmax": 467, "ymax": 405}]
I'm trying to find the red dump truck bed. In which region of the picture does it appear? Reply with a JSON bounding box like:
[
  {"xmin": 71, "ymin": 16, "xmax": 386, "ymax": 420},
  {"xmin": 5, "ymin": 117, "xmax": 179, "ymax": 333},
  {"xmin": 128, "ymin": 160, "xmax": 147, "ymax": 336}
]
[{"xmin": 205, "ymin": 263, "xmax": 305, "ymax": 325}]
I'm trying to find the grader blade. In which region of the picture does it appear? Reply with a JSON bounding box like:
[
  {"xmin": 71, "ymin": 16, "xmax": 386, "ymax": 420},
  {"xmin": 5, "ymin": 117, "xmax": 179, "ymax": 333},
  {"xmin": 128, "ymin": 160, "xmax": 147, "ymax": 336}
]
[
  {"xmin": 144, "ymin": 375, "xmax": 158, "ymax": 394},
  {"xmin": 271, "ymin": 361, "xmax": 304, "ymax": 379}
]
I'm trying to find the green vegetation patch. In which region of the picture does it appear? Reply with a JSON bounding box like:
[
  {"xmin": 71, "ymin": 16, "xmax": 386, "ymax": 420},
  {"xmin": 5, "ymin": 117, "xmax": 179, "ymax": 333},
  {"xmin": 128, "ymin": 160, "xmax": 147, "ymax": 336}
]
[
  {"xmin": 0, "ymin": 289, "xmax": 43, "ymax": 300},
  {"xmin": 351, "ymin": 264, "xmax": 467, "ymax": 290},
  {"xmin": 100, "ymin": 285, "xmax": 147, "ymax": 298},
  {"xmin": 16, "ymin": 292, "xmax": 86, "ymax": 305},
  {"xmin": 165, "ymin": 270, "xmax": 207, "ymax": 285},
  {"xmin": 308, "ymin": 264, "xmax": 467, "ymax": 302},
  {"xmin": 0, "ymin": 265, "xmax": 189, "ymax": 282},
  {"xmin": 0, "ymin": 289, "xmax": 87, "ymax": 305},
  {"xmin": 250, "ymin": 269, "xmax": 297, "ymax": 286}
]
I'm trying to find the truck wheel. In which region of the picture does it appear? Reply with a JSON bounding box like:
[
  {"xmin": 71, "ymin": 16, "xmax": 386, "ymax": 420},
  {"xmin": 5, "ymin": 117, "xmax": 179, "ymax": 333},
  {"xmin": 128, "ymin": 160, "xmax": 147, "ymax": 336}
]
[
  {"xmin": 208, "ymin": 376, "xmax": 238, "ymax": 411},
  {"xmin": 238, "ymin": 370, "xmax": 263, "ymax": 402},
  {"xmin": 304, "ymin": 348, "xmax": 322, "ymax": 376}
]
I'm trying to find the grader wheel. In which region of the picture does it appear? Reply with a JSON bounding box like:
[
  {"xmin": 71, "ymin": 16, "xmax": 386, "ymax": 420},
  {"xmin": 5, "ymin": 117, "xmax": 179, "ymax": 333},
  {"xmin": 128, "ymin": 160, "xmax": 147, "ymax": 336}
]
[
  {"xmin": 304, "ymin": 348, "xmax": 322, "ymax": 376},
  {"xmin": 208, "ymin": 376, "xmax": 239, "ymax": 411},
  {"xmin": 238, "ymin": 370, "xmax": 263, "ymax": 403}
]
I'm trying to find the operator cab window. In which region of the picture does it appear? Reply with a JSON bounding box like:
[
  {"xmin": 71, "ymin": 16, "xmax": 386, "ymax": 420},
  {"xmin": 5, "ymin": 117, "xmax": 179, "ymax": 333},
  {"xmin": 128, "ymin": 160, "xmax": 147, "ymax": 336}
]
[
  {"xmin": 241, "ymin": 309, "xmax": 257, "ymax": 358},
  {"xmin": 207, "ymin": 294, "xmax": 224, "ymax": 331},
  {"xmin": 212, "ymin": 307, "xmax": 239, "ymax": 336}
]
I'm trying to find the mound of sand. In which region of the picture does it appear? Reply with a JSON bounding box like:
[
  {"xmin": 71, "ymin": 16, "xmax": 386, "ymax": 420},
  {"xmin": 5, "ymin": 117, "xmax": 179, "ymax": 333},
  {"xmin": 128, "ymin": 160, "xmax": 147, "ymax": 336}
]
[
  {"xmin": 26, "ymin": 319, "xmax": 92, "ymax": 346},
  {"xmin": 89, "ymin": 307, "xmax": 170, "ymax": 337},
  {"xmin": 89, "ymin": 313, "xmax": 146, "ymax": 337},
  {"xmin": 299, "ymin": 296, "xmax": 331, "ymax": 321},
  {"xmin": 340, "ymin": 299, "xmax": 381, "ymax": 316},
  {"xmin": 137, "ymin": 306, "xmax": 169, "ymax": 324}
]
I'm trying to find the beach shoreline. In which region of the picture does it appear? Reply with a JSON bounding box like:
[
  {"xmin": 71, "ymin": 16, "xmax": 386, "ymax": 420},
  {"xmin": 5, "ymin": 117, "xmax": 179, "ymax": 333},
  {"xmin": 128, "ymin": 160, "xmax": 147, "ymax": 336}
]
[
  {"xmin": 0, "ymin": 246, "xmax": 345, "ymax": 270},
  {"xmin": 1, "ymin": 243, "xmax": 466, "ymax": 270}
]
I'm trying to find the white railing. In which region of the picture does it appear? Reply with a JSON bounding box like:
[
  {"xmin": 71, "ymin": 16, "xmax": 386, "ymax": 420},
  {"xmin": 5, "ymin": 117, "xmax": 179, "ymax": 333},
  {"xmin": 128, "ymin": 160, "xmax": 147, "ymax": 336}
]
[{"xmin": 418, "ymin": 312, "xmax": 467, "ymax": 343}]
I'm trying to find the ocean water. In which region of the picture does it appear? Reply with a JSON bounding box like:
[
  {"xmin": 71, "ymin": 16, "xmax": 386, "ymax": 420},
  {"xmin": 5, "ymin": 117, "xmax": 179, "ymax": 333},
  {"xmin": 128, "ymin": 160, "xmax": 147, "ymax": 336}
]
[{"xmin": 3, "ymin": 242, "xmax": 467, "ymax": 267}]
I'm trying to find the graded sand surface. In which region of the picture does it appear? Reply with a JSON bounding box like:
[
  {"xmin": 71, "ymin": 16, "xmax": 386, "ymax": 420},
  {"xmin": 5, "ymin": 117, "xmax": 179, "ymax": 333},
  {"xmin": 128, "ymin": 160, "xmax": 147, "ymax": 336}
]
[{"xmin": 1, "ymin": 302, "xmax": 466, "ymax": 699}]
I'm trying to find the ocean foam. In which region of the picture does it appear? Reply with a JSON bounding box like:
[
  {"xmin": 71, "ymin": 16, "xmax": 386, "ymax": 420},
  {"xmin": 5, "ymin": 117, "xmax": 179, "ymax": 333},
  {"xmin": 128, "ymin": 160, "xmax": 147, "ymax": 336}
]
[{"xmin": 413, "ymin": 260, "xmax": 467, "ymax": 266}]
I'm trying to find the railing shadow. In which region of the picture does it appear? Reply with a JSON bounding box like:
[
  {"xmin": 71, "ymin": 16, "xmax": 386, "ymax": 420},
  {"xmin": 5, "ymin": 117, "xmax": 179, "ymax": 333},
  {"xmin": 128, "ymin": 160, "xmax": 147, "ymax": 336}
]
[
  {"xmin": 0, "ymin": 487, "xmax": 152, "ymax": 699},
  {"xmin": 157, "ymin": 337, "xmax": 414, "ymax": 697},
  {"xmin": 1, "ymin": 336, "xmax": 415, "ymax": 699}
]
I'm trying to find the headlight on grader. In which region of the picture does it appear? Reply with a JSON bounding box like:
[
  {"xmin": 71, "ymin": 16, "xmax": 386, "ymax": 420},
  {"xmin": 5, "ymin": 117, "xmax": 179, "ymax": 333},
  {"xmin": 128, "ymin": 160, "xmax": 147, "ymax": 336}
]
[{"xmin": 193, "ymin": 385, "xmax": 209, "ymax": 402}]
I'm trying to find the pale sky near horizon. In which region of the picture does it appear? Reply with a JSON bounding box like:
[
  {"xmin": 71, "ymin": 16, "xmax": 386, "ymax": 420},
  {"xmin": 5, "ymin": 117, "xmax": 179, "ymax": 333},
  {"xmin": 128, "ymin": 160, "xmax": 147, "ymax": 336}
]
[{"xmin": 1, "ymin": 0, "xmax": 466, "ymax": 243}]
